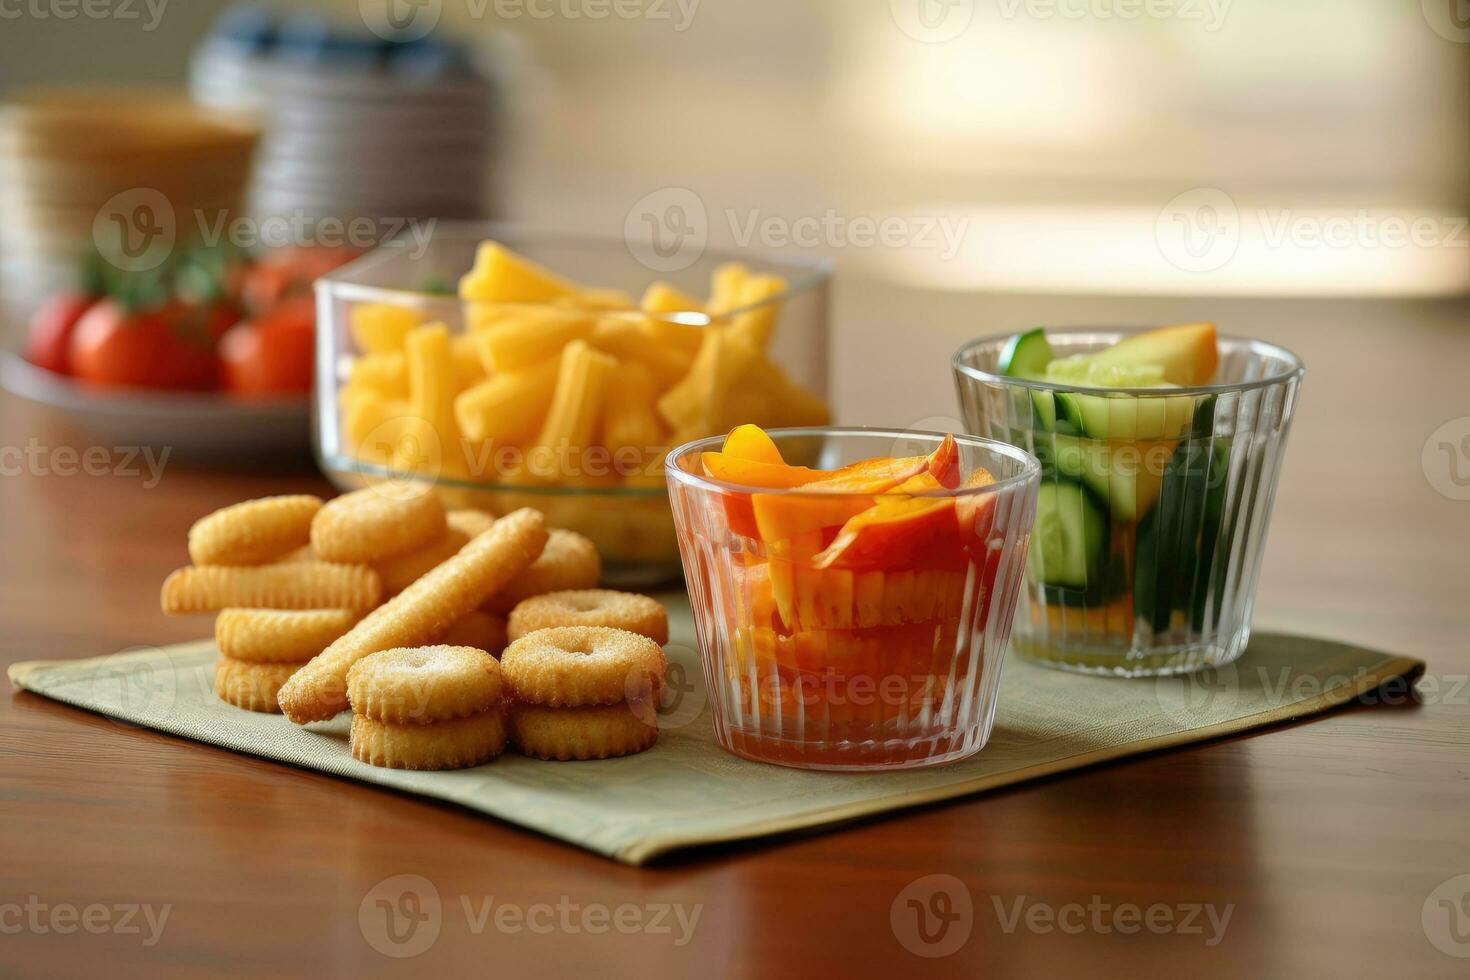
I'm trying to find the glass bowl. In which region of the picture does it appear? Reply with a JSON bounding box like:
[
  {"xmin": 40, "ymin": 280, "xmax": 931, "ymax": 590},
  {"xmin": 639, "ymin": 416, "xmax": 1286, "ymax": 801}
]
[
  {"xmin": 953, "ymin": 330, "xmax": 1305, "ymax": 676},
  {"xmin": 666, "ymin": 427, "xmax": 1040, "ymax": 771},
  {"xmin": 314, "ymin": 223, "xmax": 832, "ymax": 586}
]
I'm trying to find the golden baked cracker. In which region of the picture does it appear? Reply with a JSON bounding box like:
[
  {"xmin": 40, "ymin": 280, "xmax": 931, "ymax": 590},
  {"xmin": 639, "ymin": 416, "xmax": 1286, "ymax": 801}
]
[
  {"xmin": 485, "ymin": 529, "xmax": 600, "ymax": 614},
  {"xmin": 438, "ymin": 610, "xmax": 508, "ymax": 655},
  {"xmin": 214, "ymin": 658, "xmax": 301, "ymax": 713},
  {"xmin": 188, "ymin": 495, "xmax": 322, "ymax": 566},
  {"xmin": 500, "ymin": 625, "xmax": 666, "ymax": 708},
  {"xmin": 373, "ymin": 526, "xmax": 470, "ymax": 596},
  {"xmin": 310, "ymin": 481, "xmax": 446, "ymax": 563},
  {"xmin": 161, "ymin": 563, "xmax": 382, "ymax": 615},
  {"xmin": 215, "ymin": 609, "xmax": 359, "ymax": 664},
  {"xmin": 277, "ymin": 544, "xmax": 316, "ymax": 563},
  {"xmin": 507, "ymin": 701, "xmax": 657, "ymax": 761},
  {"xmin": 446, "ymin": 509, "xmax": 495, "ymax": 538},
  {"xmin": 277, "ymin": 508, "xmax": 548, "ymax": 723},
  {"xmin": 507, "ymin": 590, "xmax": 667, "ymax": 644},
  {"xmin": 351, "ymin": 711, "xmax": 507, "ymax": 770},
  {"xmin": 347, "ymin": 645, "xmax": 502, "ymax": 725}
]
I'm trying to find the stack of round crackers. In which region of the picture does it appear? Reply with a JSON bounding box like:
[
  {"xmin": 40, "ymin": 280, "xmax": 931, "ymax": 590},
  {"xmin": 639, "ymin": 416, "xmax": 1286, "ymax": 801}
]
[
  {"xmin": 162, "ymin": 482, "xmax": 671, "ymax": 769},
  {"xmin": 501, "ymin": 591, "xmax": 669, "ymax": 761}
]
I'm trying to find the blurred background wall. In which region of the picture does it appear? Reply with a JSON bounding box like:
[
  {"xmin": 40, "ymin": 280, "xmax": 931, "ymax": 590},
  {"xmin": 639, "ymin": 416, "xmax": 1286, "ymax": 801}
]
[
  {"xmin": 2, "ymin": 0, "xmax": 1467, "ymax": 421},
  {"xmin": 4, "ymin": 1, "xmax": 1465, "ymax": 275}
]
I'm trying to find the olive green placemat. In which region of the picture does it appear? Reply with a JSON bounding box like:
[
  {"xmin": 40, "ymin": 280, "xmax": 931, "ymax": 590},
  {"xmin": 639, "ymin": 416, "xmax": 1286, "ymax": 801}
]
[{"xmin": 9, "ymin": 595, "xmax": 1423, "ymax": 865}]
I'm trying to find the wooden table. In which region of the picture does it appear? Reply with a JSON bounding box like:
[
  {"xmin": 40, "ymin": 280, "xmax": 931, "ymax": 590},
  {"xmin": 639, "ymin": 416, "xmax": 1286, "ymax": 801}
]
[{"xmin": 4, "ymin": 296, "xmax": 1469, "ymax": 978}]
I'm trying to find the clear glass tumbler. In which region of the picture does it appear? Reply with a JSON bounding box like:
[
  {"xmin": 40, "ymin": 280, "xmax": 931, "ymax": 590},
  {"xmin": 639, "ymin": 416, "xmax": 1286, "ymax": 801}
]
[
  {"xmin": 666, "ymin": 428, "xmax": 1040, "ymax": 771},
  {"xmin": 953, "ymin": 331, "xmax": 1305, "ymax": 676}
]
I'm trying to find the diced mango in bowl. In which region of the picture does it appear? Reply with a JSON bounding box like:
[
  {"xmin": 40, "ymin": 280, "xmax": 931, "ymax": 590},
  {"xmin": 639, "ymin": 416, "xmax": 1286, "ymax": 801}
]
[{"xmin": 338, "ymin": 241, "xmax": 829, "ymax": 488}]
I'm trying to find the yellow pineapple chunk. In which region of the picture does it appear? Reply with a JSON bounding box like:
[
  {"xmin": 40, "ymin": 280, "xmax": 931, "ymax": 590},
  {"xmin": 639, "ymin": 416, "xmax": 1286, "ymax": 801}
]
[
  {"xmin": 453, "ymin": 357, "xmax": 561, "ymax": 445},
  {"xmin": 707, "ymin": 262, "xmax": 750, "ymax": 316},
  {"xmin": 458, "ymin": 241, "xmax": 577, "ymax": 303},
  {"xmin": 345, "ymin": 351, "xmax": 408, "ymax": 401},
  {"xmin": 527, "ymin": 340, "xmax": 617, "ymax": 479},
  {"xmin": 728, "ymin": 274, "xmax": 787, "ymax": 349},
  {"xmin": 589, "ymin": 318, "xmax": 693, "ymax": 388},
  {"xmin": 474, "ymin": 308, "xmax": 594, "ymax": 372},
  {"xmin": 555, "ymin": 287, "xmax": 636, "ymax": 312},
  {"xmin": 405, "ymin": 323, "xmax": 461, "ymax": 449},
  {"xmin": 657, "ymin": 326, "xmax": 759, "ymax": 437},
  {"xmin": 600, "ymin": 362, "xmax": 666, "ymax": 459},
  {"xmin": 350, "ymin": 303, "xmax": 421, "ymax": 354},
  {"xmin": 641, "ymin": 281, "xmax": 702, "ymax": 315}
]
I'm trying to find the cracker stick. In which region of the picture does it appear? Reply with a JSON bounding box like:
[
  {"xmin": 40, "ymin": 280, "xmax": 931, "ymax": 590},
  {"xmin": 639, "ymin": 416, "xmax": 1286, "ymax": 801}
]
[{"xmin": 277, "ymin": 508, "xmax": 547, "ymax": 723}]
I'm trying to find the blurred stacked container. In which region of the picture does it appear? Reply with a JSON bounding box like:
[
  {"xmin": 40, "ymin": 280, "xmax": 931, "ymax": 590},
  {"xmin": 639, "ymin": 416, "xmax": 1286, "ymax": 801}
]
[
  {"xmin": 0, "ymin": 88, "xmax": 259, "ymax": 340},
  {"xmin": 189, "ymin": 6, "xmax": 498, "ymax": 231}
]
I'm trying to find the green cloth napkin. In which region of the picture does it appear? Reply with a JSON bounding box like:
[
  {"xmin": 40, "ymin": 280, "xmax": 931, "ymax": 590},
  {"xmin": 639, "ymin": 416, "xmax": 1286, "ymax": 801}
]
[{"xmin": 9, "ymin": 595, "xmax": 1422, "ymax": 865}]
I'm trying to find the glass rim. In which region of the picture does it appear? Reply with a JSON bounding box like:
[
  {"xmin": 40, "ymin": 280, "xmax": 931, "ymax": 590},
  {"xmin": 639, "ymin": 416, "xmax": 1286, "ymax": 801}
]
[
  {"xmin": 664, "ymin": 426, "xmax": 1042, "ymax": 498},
  {"xmin": 315, "ymin": 220, "xmax": 834, "ymax": 321},
  {"xmin": 314, "ymin": 450, "xmax": 670, "ymax": 497},
  {"xmin": 952, "ymin": 328, "xmax": 1306, "ymax": 397}
]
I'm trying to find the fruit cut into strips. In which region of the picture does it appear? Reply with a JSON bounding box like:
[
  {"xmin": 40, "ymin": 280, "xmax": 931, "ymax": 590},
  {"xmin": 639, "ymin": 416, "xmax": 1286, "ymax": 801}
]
[
  {"xmin": 525, "ymin": 339, "xmax": 617, "ymax": 480},
  {"xmin": 474, "ymin": 308, "xmax": 594, "ymax": 372},
  {"xmin": 350, "ymin": 304, "xmax": 420, "ymax": 354},
  {"xmin": 750, "ymin": 438, "xmax": 953, "ymax": 544},
  {"xmin": 600, "ymin": 361, "xmax": 666, "ymax": 458},
  {"xmin": 452, "ymin": 356, "xmax": 561, "ymax": 447},
  {"xmin": 458, "ymin": 242, "xmax": 578, "ymax": 304},
  {"xmin": 589, "ymin": 318, "xmax": 692, "ymax": 387}
]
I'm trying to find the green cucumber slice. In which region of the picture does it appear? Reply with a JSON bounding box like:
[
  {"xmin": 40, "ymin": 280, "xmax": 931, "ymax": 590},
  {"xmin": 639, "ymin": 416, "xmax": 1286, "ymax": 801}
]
[
  {"xmin": 1066, "ymin": 392, "xmax": 1196, "ymax": 440},
  {"xmin": 1028, "ymin": 480, "xmax": 1108, "ymax": 590},
  {"xmin": 999, "ymin": 328, "xmax": 1053, "ymax": 380},
  {"xmin": 1134, "ymin": 440, "xmax": 1231, "ymax": 632},
  {"xmin": 1032, "ymin": 434, "xmax": 1172, "ymax": 521}
]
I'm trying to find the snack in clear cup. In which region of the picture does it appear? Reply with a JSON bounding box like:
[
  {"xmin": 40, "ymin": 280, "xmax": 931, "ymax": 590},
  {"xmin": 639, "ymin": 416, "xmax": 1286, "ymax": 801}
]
[
  {"xmin": 953, "ymin": 324, "xmax": 1305, "ymax": 676},
  {"xmin": 666, "ymin": 426, "xmax": 1039, "ymax": 771}
]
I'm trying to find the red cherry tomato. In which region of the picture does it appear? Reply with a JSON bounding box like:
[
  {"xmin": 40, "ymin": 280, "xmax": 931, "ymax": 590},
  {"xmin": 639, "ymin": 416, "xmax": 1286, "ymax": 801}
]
[
  {"xmin": 239, "ymin": 245, "xmax": 359, "ymax": 316},
  {"xmin": 219, "ymin": 296, "xmax": 315, "ymax": 397},
  {"xmin": 24, "ymin": 293, "xmax": 95, "ymax": 375},
  {"xmin": 69, "ymin": 300, "xmax": 221, "ymax": 391}
]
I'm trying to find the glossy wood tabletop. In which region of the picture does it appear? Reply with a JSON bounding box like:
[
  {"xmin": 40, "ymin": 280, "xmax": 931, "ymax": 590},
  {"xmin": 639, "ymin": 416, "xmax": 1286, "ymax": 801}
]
[{"xmin": 4, "ymin": 296, "xmax": 1469, "ymax": 979}]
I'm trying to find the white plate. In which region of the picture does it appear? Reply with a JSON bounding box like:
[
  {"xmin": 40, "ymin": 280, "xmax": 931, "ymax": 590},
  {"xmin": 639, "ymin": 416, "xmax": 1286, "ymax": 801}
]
[{"xmin": 1, "ymin": 352, "xmax": 312, "ymax": 457}]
